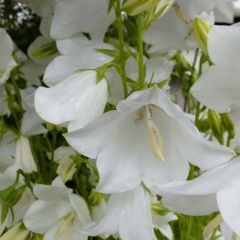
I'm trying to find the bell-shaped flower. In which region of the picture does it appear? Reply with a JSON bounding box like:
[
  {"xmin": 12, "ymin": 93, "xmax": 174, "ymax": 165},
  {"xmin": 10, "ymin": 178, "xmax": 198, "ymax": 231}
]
[
  {"xmin": 0, "ymin": 28, "xmax": 17, "ymax": 84},
  {"xmin": 24, "ymin": 177, "xmax": 91, "ymax": 240},
  {"xmin": 35, "ymin": 70, "xmax": 108, "ymax": 132},
  {"xmin": 81, "ymin": 186, "xmax": 157, "ymax": 240},
  {"xmin": 50, "ymin": 0, "xmax": 114, "ymax": 40},
  {"xmin": 15, "ymin": 136, "xmax": 37, "ymax": 173},
  {"xmin": 65, "ymin": 87, "xmax": 234, "ymax": 194}
]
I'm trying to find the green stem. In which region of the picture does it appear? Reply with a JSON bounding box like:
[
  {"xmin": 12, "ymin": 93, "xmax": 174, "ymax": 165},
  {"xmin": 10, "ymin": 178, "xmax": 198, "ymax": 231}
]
[
  {"xmin": 137, "ymin": 14, "xmax": 145, "ymax": 87},
  {"xmin": 115, "ymin": 0, "xmax": 128, "ymax": 98},
  {"xmin": 194, "ymin": 102, "xmax": 200, "ymax": 125}
]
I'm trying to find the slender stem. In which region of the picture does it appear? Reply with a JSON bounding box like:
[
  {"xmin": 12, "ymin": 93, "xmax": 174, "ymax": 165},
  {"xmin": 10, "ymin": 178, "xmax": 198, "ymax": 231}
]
[
  {"xmin": 137, "ymin": 14, "xmax": 145, "ymax": 87},
  {"xmin": 115, "ymin": 0, "xmax": 128, "ymax": 98},
  {"xmin": 194, "ymin": 102, "xmax": 200, "ymax": 125},
  {"xmin": 186, "ymin": 216, "xmax": 192, "ymax": 239}
]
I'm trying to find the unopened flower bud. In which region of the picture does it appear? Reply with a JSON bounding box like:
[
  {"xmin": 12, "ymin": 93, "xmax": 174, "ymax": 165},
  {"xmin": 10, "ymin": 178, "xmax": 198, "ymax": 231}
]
[
  {"xmin": 89, "ymin": 189, "xmax": 105, "ymax": 206},
  {"xmin": 32, "ymin": 41, "xmax": 57, "ymax": 58},
  {"xmin": 16, "ymin": 136, "xmax": 37, "ymax": 173},
  {"xmin": 221, "ymin": 113, "xmax": 235, "ymax": 138},
  {"xmin": 193, "ymin": 18, "xmax": 211, "ymax": 56},
  {"xmin": 123, "ymin": 0, "xmax": 160, "ymax": 16},
  {"xmin": 208, "ymin": 110, "xmax": 223, "ymax": 141}
]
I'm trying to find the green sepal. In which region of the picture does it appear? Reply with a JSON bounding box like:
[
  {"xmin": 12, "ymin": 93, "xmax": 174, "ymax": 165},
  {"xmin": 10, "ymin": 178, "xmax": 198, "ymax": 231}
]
[{"xmin": 32, "ymin": 41, "xmax": 58, "ymax": 58}]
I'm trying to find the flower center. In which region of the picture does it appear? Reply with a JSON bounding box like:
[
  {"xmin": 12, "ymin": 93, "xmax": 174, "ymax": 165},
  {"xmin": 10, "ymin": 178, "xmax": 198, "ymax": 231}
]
[{"xmin": 145, "ymin": 105, "xmax": 165, "ymax": 161}]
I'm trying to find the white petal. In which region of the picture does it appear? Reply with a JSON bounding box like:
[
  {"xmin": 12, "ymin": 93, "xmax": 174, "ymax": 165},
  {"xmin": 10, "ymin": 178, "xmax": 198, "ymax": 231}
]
[
  {"xmin": 0, "ymin": 132, "xmax": 15, "ymax": 171},
  {"xmin": 229, "ymin": 105, "xmax": 240, "ymax": 148},
  {"xmin": 24, "ymin": 200, "xmax": 72, "ymax": 234},
  {"xmin": 208, "ymin": 25, "xmax": 240, "ymax": 65},
  {"xmin": 0, "ymin": 28, "xmax": 16, "ymax": 84},
  {"xmin": 217, "ymin": 177, "xmax": 240, "ymax": 236},
  {"xmin": 191, "ymin": 64, "xmax": 240, "ymax": 113},
  {"xmin": 35, "ymin": 71, "xmax": 108, "ymax": 127},
  {"xmin": 158, "ymin": 159, "xmax": 240, "ymax": 195},
  {"xmin": 21, "ymin": 107, "xmax": 46, "ymax": 136},
  {"xmin": 44, "ymin": 52, "xmax": 111, "ymax": 86},
  {"xmin": 155, "ymin": 222, "xmax": 173, "ymax": 240},
  {"xmin": 68, "ymin": 193, "xmax": 91, "ymax": 225},
  {"xmin": 145, "ymin": 56, "xmax": 174, "ymax": 83},
  {"xmin": 68, "ymin": 80, "xmax": 108, "ymax": 131},
  {"xmin": 214, "ymin": 1, "xmax": 234, "ymax": 24},
  {"xmin": 220, "ymin": 222, "xmax": 236, "ymax": 240},
  {"xmin": 56, "ymin": 34, "xmax": 113, "ymax": 56},
  {"xmin": 106, "ymin": 68, "xmax": 124, "ymax": 105},
  {"xmin": 50, "ymin": 0, "xmax": 113, "ymax": 40},
  {"xmin": 12, "ymin": 189, "xmax": 35, "ymax": 225},
  {"xmin": 162, "ymin": 192, "xmax": 217, "ymax": 215},
  {"xmin": 153, "ymin": 213, "xmax": 177, "ymax": 240},
  {"xmin": 20, "ymin": 60, "xmax": 45, "ymax": 86},
  {"xmin": 176, "ymin": 0, "xmax": 217, "ymax": 18},
  {"xmin": 81, "ymin": 194, "xmax": 124, "ymax": 236},
  {"xmin": 144, "ymin": 9, "xmax": 194, "ymax": 53},
  {"xmin": 153, "ymin": 158, "xmax": 240, "ymax": 215},
  {"xmin": 119, "ymin": 187, "xmax": 157, "ymax": 240},
  {"xmin": 33, "ymin": 183, "xmax": 70, "ymax": 201},
  {"xmin": 82, "ymin": 186, "xmax": 156, "ymax": 240}
]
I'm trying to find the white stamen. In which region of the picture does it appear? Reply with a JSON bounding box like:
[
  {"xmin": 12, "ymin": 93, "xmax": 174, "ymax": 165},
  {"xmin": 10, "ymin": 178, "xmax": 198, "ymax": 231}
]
[
  {"xmin": 146, "ymin": 106, "xmax": 165, "ymax": 161},
  {"xmin": 203, "ymin": 214, "xmax": 223, "ymax": 238},
  {"xmin": 173, "ymin": 3, "xmax": 191, "ymax": 24}
]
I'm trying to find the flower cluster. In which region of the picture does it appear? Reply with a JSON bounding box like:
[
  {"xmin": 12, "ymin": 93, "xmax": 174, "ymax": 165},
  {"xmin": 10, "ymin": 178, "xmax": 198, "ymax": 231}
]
[{"xmin": 0, "ymin": 0, "xmax": 240, "ymax": 239}]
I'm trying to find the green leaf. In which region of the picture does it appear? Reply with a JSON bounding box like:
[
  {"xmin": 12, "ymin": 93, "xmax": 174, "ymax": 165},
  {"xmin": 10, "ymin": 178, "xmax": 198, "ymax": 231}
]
[
  {"xmin": 108, "ymin": 0, "xmax": 117, "ymax": 12},
  {"xmin": 9, "ymin": 186, "xmax": 25, "ymax": 206},
  {"xmin": 1, "ymin": 205, "xmax": 9, "ymax": 223},
  {"xmin": 95, "ymin": 48, "xmax": 119, "ymax": 58}
]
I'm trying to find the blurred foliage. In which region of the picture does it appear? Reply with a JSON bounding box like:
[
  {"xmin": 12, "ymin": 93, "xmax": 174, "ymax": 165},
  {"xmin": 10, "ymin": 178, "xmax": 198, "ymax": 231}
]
[{"xmin": 0, "ymin": 0, "xmax": 40, "ymax": 52}]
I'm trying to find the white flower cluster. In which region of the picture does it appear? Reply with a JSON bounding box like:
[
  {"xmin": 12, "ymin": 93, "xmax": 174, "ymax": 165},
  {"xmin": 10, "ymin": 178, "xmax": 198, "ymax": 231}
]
[{"xmin": 0, "ymin": 0, "xmax": 240, "ymax": 239}]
